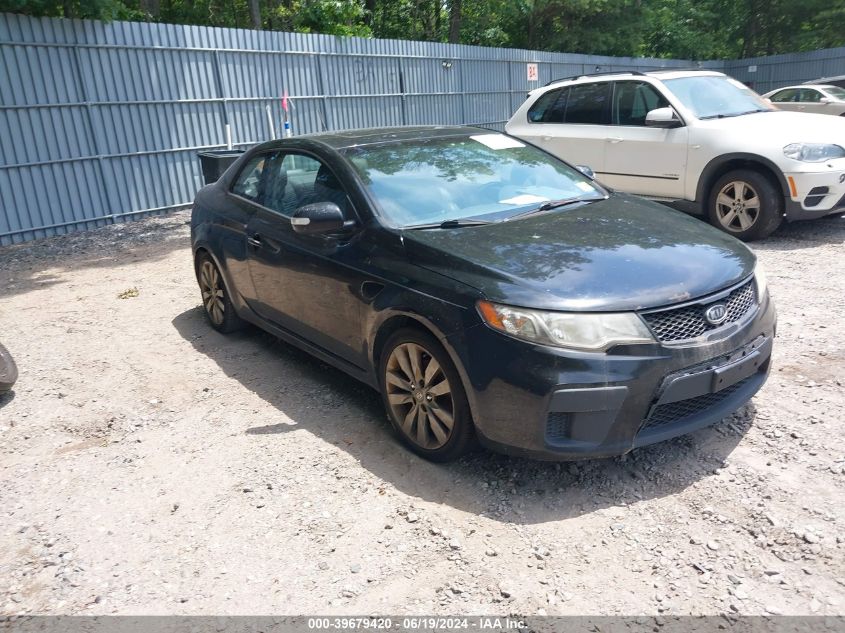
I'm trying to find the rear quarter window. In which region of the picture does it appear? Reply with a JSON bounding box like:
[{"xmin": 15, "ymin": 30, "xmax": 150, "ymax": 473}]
[{"xmin": 527, "ymin": 87, "xmax": 569, "ymax": 123}]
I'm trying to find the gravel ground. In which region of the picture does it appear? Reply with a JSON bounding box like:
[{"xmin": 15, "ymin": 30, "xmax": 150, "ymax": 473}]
[{"xmin": 0, "ymin": 211, "xmax": 843, "ymax": 616}]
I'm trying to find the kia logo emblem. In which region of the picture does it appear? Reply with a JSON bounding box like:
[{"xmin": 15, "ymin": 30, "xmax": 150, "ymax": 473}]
[{"xmin": 704, "ymin": 303, "xmax": 728, "ymax": 325}]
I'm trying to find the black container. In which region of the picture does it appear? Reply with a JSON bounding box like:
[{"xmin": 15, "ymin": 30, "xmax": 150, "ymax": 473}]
[{"xmin": 197, "ymin": 149, "xmax": 245, "ymax": 185}]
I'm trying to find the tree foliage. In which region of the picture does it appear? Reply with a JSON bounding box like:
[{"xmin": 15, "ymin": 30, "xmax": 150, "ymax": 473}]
[{"xmin": 3, "ymin": 0, "xmax": 844, "ymax": 59}]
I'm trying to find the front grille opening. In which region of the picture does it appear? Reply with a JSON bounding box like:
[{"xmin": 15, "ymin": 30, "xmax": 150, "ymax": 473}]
[
  {"xmin": 545, "ymin": 412, "xmax": 573, "ymax": 444},
  {"xmin": 641, "ymin": 376, "xmax": 753, "ymax": 432},
  {"xmin": 805, "ymin": 186, "xmax": 830, "ymax": 208},
  {"xmin": 641, "ymin": 280, "xmax": 756, "ymax": 343}
]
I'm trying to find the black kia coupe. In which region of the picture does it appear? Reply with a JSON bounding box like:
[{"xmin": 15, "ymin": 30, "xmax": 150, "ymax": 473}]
[{"xmin": 190, "ymin": 126, "xmax": 775, "ymax": 462}]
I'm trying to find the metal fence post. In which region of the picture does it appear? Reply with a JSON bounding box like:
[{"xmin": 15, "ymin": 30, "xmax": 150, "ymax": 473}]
[
  {"xmin": 71, "ymin": 45, "xmax": 120, "ymax": 226},
  {"xmin": 315, "ymin": 53, "xmax": 332, "ymax": 132},
  {"xmin": 212, "ymin": 49, "xmax": 232, "ymax": 147}
]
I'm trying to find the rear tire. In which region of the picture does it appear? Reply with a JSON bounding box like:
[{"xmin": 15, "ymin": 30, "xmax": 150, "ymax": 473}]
[
  {"xmin": 195, "ymin": 252, "xmax": 245, "ymax": 333},
  {"xmin": 707, "ymin": 169, "xmax": 783, "ymax": 241},
  {"xmin": 0, "ymin": 343, "xmax": 18, "ymax": 393},
  {"xmin": 378, "ymin": 328, "xmax": 475, "ymax": 462}
]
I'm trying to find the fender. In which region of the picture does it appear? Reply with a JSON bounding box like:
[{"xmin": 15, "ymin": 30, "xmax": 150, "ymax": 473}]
[
  {"xmin": 695, "ymin": 153, "xmax": 790, "ymax": 204},
  {"xmin": 365, "ymin": 304, "xmax": 483, "ymax": 425}
]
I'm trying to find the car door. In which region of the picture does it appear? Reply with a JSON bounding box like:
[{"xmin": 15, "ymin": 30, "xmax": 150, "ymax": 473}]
[
  {"xmin": 523, "ymin": 82, "xmax": 609, "ymax": 175},
  {"xmin": 245, "ymin": 152, "xmax": 369, "ymax": 370},
  {"xmin": 224, "ymin": 151, "xmax": 282, "ymax": 303},
  {"xmin": 797, "ymin": 88, "xmax": 827, "ymax": 114},
  {"xmin": 599, "ymin": 81, "xmax": 689, "ymax": 198},
  {"xmin": 769, "ymin": 88, "xmax": 800, "ymax": 112}
]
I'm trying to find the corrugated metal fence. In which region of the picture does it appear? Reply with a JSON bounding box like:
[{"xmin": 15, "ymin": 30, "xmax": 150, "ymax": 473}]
[
  {"xmin": 723, "ymin": 47, "xmax": 845, "ymax": 94},
  {"xmin": 1, "ymin": 12, "xmax": 843, "ymax": 245}
]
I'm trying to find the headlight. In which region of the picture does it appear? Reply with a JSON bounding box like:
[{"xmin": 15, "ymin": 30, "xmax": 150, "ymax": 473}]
[
  {"xmin": 477, "ymin": 301, "xmax": 654, "ymax": 351},
  {"xmin": 783, "ymin": 143, "xmax": 845, "ymax": 162},
  {"xmin": 754, "ymin": 264, "xmax": 768, "ymax": 303}
]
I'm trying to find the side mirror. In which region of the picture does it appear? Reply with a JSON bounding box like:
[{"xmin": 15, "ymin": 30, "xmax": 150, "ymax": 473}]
[
  {"xmin": 645, "ymin": 107, "xmax": 682, "ymax": 128},
  {"xmin": 576, "ymin": 164, "xmax": 595, "ymax": 180},
  {"xmin": 819, "ymin": 97, "xmax": 831, "ymax": 105},
  {"xmin": 291, "ymin": 202, "xmax": 355, "ymax": 235}
]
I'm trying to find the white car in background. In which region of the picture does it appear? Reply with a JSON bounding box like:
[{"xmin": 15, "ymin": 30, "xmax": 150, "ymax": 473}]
[
  {"xmin": 762, "ymin": 84, "xmax": 845, "ymax": 117},
  {"xmin": 506, "ymin": 70, "xmax": 845, "ymax": 240}
]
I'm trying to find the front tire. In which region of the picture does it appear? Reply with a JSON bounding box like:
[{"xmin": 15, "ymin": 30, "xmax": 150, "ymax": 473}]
[
  {"xmin": 378, "ymin": 328, "xmax": 474, "ymax": 462},
  {"xmin": 195, "ymin": 252, "xmax": 245, "ymax": 333},
  {"xmin": 707, "ymin": 169, "xmax": 783, "ymax": 241}
]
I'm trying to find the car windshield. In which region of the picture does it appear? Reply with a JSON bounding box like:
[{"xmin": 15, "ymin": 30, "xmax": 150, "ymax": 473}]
[
  {"xmin": 823, "ymin": 86, "xmax": 845, "ymax": 100},
  {"xmin": 662, "ymin": 75, "xmax": 774, "ymax": 119},
  {"xmin": 342, "ymin": 134, "xmax": 605, "ymax": 228}
]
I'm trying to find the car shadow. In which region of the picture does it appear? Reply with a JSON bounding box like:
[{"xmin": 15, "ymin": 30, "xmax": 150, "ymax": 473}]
[
  {"xmin": 172, "ymin": 307, "xmax": 754, "ymax": 525},
  {"xmin": 0, "ymin": 390, "xmax": 15, "ymax": 411}
]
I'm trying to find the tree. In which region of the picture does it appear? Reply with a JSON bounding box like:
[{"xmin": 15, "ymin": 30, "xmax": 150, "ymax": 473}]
[
  {"xmin": 248, "ymin": 0, "xmax": 260, "ymax": 29},
  {"xmin": 448, "ymin": 0, "xmax": 461, "ymax": 43}
]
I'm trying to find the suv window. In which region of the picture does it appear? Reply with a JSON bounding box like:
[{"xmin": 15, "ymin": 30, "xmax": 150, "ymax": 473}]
[
  {"xmin": 612, "ymin": 81, "xmax": 669, "ymax": 126},
  {"xmin": 527, "ymin": 87, "xmax": 569, "ymax": 123},
  {"xmin": 770, "ymin": 89, "xmax": 799, "ymax": 103},
  {"xmin": 564, "ymin": 82, "xmax": 610, "ymax": 124}
]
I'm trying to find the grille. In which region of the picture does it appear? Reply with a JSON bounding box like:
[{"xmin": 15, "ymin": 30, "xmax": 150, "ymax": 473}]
[
  {"xmin": 545, "ymin": 412, "xmax": 572, "ymax": 444},
  {"xmin": 641, "ymin": 280, "xmax": 756, "ymax": 343},
  {"xmin": 641, "ymin": 376, "xmax": 752, "ymax": 432}
]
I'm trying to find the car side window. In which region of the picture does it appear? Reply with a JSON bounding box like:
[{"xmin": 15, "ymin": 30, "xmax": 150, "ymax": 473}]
[
  {"xmin": 262, "ymin": 153, "xmax": 353, "ymax": 218},
  {"xmin": 612, "ymin": 81, "xmax": 669, "ymax": 126},
  {"xmin": 770, "ymin": 88, "xmax": 798, "ymax": 103},
  {"xmin": 564, "ymin": 82, "xmax": 611, "ymax": 124},
  {"xmin": 231, "ymin": 153, "xmax": 276, "ymax": 203},
  {"xmin": 800, "ymin": 89, "xmax": 822, "ymax": 103},
  {"xmin": 528, "ymin": 87, "xmax": 569, "ymax": 123}
]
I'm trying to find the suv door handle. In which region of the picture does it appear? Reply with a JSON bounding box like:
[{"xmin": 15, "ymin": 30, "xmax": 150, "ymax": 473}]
[
  {"xmin": 607, "ymin": 137, "xmax": 624, "ymax": 144},
  {"xmin": 246, "ymin": 234, "xmax": 262, "ymax": 248}
]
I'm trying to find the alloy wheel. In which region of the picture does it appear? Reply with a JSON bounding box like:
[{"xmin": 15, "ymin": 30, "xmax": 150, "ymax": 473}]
[
  {"xmin": 385, "ymin": 342, "xmax": 455, "ymax": 450},
  {"xmin": 716, "ymin": 180, "xmax": 761, "ymax": 232},
  {"xmin": 199, "ymin": 260, "xmax": 225, "ymax": 325}
]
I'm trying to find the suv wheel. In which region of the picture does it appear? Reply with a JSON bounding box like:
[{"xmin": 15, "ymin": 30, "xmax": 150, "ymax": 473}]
[
  {"xmin": 379, "ymin": 328, "xmax": 474, "ymax": 462},
  {"xmin": 707, "ymin": 169, "xmax": 782, "ymax": 241}
]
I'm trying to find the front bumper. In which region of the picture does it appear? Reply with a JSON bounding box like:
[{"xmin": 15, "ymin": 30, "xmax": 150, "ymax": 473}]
[
  {"xmin": 449, "ymin": 289, "xmax": 776, "ymax": 460},
  {"xmin": 784, "ymin": 166, "xmax": 845, "ymax": 220}
]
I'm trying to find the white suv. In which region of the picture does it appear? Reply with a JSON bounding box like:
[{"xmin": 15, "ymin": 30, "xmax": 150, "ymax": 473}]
[{"xmin": 506, "ymin": 70, "xmax": 845, "ymax": 240}]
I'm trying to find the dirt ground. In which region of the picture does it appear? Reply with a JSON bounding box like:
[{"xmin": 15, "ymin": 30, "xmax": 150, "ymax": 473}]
[{"xmin": 0, "ymin": 210, "xmax": 843, "ymax": 617}]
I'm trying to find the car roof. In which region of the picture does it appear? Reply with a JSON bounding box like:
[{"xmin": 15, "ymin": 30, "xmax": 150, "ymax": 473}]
[
  {"xmin": 765, "ymin": 84, "xmax": 839, "ymax": 92},
  {"xmin": 273, "ymin": 126, "xmax": 488, "ymax": 150}
]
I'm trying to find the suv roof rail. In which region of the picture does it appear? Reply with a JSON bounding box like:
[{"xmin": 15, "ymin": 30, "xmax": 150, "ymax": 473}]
[
  {"xmin": 646, "ymin": 67, "xmax": 713, "ymax": 74},
  {"xmin": 543, "ymin": 70, "xmax": 645, "ymax": 87}
]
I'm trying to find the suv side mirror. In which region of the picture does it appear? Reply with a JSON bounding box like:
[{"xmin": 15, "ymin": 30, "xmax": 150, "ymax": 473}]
[
  {"xmin": 291, "ymin": 202, "xmax": 356, "ymax": 235},
  {"xmin": 645, "ymin": 107, "xmax": 682, "ymax": 128}
]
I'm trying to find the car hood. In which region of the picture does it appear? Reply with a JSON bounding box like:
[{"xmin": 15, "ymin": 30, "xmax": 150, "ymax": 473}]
[
  {"xmin": 402, "ymin": 195, "xmax": 756, "ymax": 312},
  {"xmin": 698, "ymin": 110, "xmax": 845, "ymax": 143}
]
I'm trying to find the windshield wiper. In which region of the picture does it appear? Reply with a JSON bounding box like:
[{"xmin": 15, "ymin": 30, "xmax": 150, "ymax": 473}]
[
  {"xmin": 507, "ymin": 196, "xmax": 599, "ymax": 221},
  {"xmin": 405, "ymin": 218, "xmax": 494, "ymax": 230},
  {"xmin": 699, "ymin": 109, "xmax": 769, "ymax": 120}
]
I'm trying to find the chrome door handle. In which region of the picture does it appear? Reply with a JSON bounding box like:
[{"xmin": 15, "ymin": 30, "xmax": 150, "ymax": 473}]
[{"xmin": 246, "ymin": 234, "xmax": 262, "ymax": 248}]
